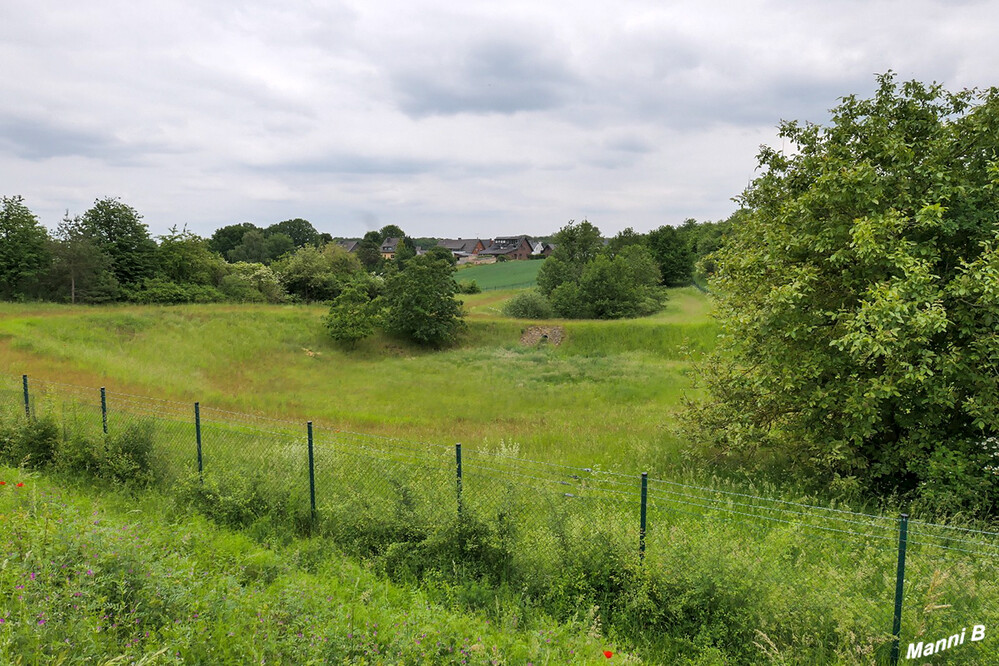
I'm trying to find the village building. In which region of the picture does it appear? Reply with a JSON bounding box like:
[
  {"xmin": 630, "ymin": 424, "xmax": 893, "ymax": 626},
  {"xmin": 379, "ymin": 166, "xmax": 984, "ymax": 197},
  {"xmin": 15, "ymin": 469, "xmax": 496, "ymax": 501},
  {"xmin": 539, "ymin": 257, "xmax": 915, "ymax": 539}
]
[{"xmin": 479, "ymin": 236, "xmax": 534, "ymax": 261}]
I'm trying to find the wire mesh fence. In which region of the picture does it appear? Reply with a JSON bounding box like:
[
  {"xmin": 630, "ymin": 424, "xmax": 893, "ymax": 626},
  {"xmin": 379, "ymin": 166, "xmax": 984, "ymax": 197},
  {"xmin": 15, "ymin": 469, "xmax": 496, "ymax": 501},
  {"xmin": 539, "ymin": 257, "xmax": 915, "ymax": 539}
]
[{"xmin": 5, "ymin": 373, "xmax": 999, "ymax": 663}]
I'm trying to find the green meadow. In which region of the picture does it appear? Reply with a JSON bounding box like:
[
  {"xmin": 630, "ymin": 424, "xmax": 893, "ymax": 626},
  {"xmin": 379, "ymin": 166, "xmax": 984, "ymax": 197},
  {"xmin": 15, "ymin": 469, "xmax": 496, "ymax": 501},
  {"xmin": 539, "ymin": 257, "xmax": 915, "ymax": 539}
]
[
  {"xmin": 454, "ymin": 259, "xmax": 545, "ymax": 290},
  {"xmin": 0, "ymin": 287, "xmax": 716, "ymax": 473}
]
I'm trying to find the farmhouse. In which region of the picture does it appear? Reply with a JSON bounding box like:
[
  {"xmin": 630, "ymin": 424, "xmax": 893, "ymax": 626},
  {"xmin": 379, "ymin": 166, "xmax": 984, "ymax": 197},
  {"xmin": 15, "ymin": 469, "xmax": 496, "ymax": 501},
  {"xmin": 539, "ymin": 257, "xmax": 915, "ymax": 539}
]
[
  {"xmin": 380, "ymin": 237, "xmax": 401, "ymax": 259},
  {"xmin": 480, "ymin": 236, "xmax": 534, "ymax": 261},
  {"xmin": 438, "ymin": 238, "xmax": 487, "ymax": 262},
  {"xmin": 338, "ymin": 240, "xmax": 360, "ymax": 253}
]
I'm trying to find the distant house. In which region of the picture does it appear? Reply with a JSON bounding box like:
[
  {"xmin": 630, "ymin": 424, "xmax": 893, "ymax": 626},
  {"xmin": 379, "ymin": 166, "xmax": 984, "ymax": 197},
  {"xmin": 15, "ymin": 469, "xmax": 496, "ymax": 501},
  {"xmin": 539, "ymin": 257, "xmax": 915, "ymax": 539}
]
[
  {"xmin": 530, "ymin": 241, "xmax": 554, "ymax": 257},
  {"xmin": 437, "ymin": 238, "xmax": 486, "ymax": 261},
  {"xmin": 338, "ymin": 240, "xmax": 360, "ymax": 253},
  {"xmin": 380, "ymin": 237, "xmax": 401, "ymax": 259},
  {"xmin": 480, "ymin": 236, "xmax": 534, "ymax": 261}
]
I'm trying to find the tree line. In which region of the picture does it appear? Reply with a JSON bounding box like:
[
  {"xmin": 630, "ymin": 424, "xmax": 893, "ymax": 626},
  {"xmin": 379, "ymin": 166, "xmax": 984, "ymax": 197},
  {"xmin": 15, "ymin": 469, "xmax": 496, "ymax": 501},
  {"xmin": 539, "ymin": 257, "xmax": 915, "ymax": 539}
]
[{"xmin": 503, "ymin": 217, "xmax": 732, "ymax": 320}]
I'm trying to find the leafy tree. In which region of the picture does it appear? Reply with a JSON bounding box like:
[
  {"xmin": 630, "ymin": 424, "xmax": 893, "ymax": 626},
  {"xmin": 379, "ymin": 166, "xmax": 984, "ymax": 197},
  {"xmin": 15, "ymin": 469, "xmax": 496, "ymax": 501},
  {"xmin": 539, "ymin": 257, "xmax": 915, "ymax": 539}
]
[
  {"xmin": 266, "ymin": 218, "xmax": 319, "ymax": 248},
  {"xmin": 356, "ymin": 238, "xmax": 383, "ymax": 271},
  {"xmin": 227, "ymin": 230, "xmax": 270, "ymax": 264},
  {"xmin": 646, "ymin": 223, "xmax": 695, "ymax": 287},
  {"xmin": 0, "ymin": 196, "xmax": 50, "ymax": 299},
  {"xmin": 79, "ymin": 198, "xmax": 156, "ymax": 287},
  {"xmin": 688, "ymin": 74, "xmax": 999, "ymax": 513},
  {"xmin": 378, "ymin": 224, "xmax": 405, "ymax": 242},
  {"xmin": 324, "ymin": 282, "xmax": 380, "ymax": 347},
  {"xmin": 383, "ymin": 254, "xmax": 465, "ymax": 347},
  {"xmin": 264, "ymin": 233, "xmax": 295, "ymax": 262},
  {"xmin": 219, "ymin": 262, "xmax": 284, "ymax": 302},
  {"xmin": 537, "ymin": 219, "xmax": 603, "ymax": 296},
  {"xmin": 606, "ymin": 227, "xmax": 645, "ymax": 257},
  {"xmin": 209, "ymin": 222, "xmax": 260, "ymax": 257},
  {"xmin": 48, "ymin": 214, "xmax": 119, "ymax": 303},
  {"xmin": 156, "ymin": 227, "xmax": 226, "ymax": 286},
  {"xmin": 271, "ymin": 244, "xmax": 363, "ymax": 302}
]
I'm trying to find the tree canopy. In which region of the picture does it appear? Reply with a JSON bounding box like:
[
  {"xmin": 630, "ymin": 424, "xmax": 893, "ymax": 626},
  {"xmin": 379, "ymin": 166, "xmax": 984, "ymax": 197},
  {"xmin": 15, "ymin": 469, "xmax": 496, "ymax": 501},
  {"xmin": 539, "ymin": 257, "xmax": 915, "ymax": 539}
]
[
  {"xmin": 689, "ymin": 74, "xmax": 999, "ymax": 514},
  {"xmin": 0, "ymin": 196, "xmax": 50, "ymax": 299}
]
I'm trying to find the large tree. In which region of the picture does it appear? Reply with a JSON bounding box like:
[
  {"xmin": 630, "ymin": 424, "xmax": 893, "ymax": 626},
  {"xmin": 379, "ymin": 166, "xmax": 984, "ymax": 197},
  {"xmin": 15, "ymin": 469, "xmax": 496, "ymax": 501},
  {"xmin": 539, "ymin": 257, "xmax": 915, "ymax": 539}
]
[
  {"xmin": 48, "ymin": 214, "xmax": 119, "ymax": 303},
  {"xmin": 689, "ymin": 74, "xmax": 999, "ymax": 513},
  {"xmin": 383, "ymin": 253, "xmax": 464, "ymax": 347},
  {"xmin": 79, "ymin": 197, "xmax": 156, "ymax": 287},
  {"xmin": 0, "ymin": 196, "xmax": 50, "ymax": 299},
  {"xmin": 266, "ymin": 218, "xmax": 319, "ymax": 248}
]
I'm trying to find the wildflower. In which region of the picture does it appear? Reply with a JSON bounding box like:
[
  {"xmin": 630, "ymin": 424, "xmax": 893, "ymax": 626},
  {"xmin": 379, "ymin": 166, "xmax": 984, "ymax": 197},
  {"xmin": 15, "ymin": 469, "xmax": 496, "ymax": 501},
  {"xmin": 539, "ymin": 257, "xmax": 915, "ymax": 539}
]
[
  {"xmin": 16, "ymin": 483, "xmax": 23, "ymax": 488},
  {"xmin": 0, "ymin": 481, "xmax": 5, "ymax": 485}
]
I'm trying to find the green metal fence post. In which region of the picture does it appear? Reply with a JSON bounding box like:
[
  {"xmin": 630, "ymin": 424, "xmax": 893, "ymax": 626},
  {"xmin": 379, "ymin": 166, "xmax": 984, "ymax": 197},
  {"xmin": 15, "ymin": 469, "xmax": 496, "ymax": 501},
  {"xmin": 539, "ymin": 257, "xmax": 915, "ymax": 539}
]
[
  {"xmin": 194, "ymin": 402, "xmax": 203, "ymax": 482},
  {"xmin": 100, "ymin": 387, "xmax": 108, "ymax": 434},
  {"xmin": 640, "ymin": 472, "xmax": 648, "ymax": 563},
  {"xmin": 456, "ymin": 443, "xmax": 463, "ymax": 518},
  {"xmin": 22, "ymin": 374, "xmax": 29, "ymax": 418},
  {"xmin": 890, "ymin": 513, "xmax": 909, "ymax": 666},
  {"xmin": 307, "ymin": 422, "xmax": 316, "ymax": 521}
]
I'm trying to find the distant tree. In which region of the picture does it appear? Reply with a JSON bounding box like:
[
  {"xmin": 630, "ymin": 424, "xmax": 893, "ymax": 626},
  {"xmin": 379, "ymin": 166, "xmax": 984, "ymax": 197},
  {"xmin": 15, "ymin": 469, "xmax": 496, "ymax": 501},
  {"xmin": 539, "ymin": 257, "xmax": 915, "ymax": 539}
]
[
  {"xmin": 0, "ymin": 195, "xmax": 50, "ymax": 300},
  {"xmin": 392, "ymin": 238, "xmax": 417, "ymax": 268},
  {"xmin": 264, "ymin": 233, "xmax": 295, "ymax": 262},
  {"xmin": 424, "ymin": 246, "xmax": 457, "ymax": 266},
  {"xmin": 356, "ymin": 239, "xmax": 383, "ymax": 271},
  {"xmin": 606, "ymin": 227, "xmax": 645, "ymax": 256},
  {"xmin": 324, "ymin": 282, "xmax": 381, "ymax": 347},
  {"xmin": 378, "ymin": 224, "xmax": 405, "ymax": 242},
  {"xmin": 47, "ymin": 214, "xmax": 118, "ymax": 303},
  {"xmin": 383, "ymin": 254, "xmax": 465, "ymax": 347},
  {"xmin": 537, "ymin": 219, "xmax": 603, "ymax": 296},
  {"xmin": 219, "ymin": 262, "xmax": 284, "ymax": 302},
  {"xmin": 209, "ymin": 222, "xmax": 260, "ymax": 257},
  {"xmin": 156, "ymin": 227, "xmax": 226, "ymax": 286},
  {"xmin": 79, "ymin": 197, "xmax": 157, "ymax": 287},
  {"xmin": 227, "ymin": 230, "xmax": 270, "ymax": 264},
  {"xmin": 272, "ymin": 244, "xmax": 364, "ymax": 302},
  {"xmin": 646, "ymin": 223, "xmax": 695, "ymax": 287},
  {"xmin": 362, "ymin": 230, "xmax": 382, "ymax": 244},
  {"xmin": 266, "ymin": 218, "xmax": 319, "ymax": 248}
]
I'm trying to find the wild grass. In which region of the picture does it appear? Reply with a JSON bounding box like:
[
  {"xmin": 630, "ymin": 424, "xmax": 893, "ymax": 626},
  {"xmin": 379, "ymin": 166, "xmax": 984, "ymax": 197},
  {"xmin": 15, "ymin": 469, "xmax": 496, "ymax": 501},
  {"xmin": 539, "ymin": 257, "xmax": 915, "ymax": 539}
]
[
  {"xmin": 0, "ymin": 466, "xmax": 618, "ymax": 664},
  {"xmin": 0, "ymin": 288, "xmax": 716, "ymax": 472}
]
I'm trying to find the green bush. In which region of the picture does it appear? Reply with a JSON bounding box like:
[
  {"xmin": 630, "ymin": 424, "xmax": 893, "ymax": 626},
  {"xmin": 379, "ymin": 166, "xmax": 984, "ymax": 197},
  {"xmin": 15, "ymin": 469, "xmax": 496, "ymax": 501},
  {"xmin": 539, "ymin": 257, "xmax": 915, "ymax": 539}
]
[
  {"xmin": 457, "ymin": 280, "xmax": 481, "ymax": 294},
  {"xmin": 1, "ymin": 415, "xmax": 59, "ymax": 469},
  {"xmin": 177, "ymin": 470, "xmax": 304, "ymax": 529},
  {"xmin": 501, "ymin": 289, "xmax": 553, "ymax": 319},
  {"xmin": 102, "ymin": 421, "xmax": 157, "ymax": 485}
]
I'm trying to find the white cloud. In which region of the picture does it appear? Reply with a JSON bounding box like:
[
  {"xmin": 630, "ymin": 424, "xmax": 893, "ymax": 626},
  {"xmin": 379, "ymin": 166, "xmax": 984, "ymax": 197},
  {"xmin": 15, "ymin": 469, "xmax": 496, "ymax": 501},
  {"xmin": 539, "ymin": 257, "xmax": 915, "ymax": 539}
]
[{"xmin": 1, "ymin": 0, "xmax": 997, "ymax": 239}]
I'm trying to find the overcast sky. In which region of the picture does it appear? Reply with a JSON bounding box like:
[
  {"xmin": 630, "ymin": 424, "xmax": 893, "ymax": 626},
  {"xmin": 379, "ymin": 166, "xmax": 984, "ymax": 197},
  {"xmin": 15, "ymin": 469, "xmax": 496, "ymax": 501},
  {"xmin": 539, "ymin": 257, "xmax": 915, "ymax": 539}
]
[{"xmin": 2, "ymin": 0, "xmax": 997, "ymax": 240}]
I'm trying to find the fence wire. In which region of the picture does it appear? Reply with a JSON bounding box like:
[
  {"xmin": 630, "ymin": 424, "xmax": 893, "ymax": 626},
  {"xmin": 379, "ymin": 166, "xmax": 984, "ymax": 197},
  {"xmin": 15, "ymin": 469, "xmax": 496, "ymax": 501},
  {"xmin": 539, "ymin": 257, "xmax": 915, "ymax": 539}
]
[{"xmin": 6, "ymin": 373, "xmax": 999, "ymax": 664}]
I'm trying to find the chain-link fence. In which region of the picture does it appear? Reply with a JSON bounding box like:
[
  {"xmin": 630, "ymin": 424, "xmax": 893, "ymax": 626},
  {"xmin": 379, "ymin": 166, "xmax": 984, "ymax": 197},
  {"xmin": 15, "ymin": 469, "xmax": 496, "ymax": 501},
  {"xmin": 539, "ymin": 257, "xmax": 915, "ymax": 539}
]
[{"xmin": 5, "ymin": 373, "xmax": 999, "ymax": 664}]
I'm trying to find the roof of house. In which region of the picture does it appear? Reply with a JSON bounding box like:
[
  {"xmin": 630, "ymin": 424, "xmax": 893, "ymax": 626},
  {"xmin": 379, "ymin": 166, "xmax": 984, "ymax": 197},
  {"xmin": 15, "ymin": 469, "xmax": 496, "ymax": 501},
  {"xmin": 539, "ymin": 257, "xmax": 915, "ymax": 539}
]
[
  {"xmin": 480, "ymin": 236, "xmax": 530, "ymax": 255},
  {"xmin": 380, "ymin": 237, "xmax": 401, "ymax": 253},
  {"xmin": 438, "ymin": 238, "xmax": 483, "ymax": 254},
  {"xmin": 338, "ymin": 240, "xmax": 360, "ymax": 252}
]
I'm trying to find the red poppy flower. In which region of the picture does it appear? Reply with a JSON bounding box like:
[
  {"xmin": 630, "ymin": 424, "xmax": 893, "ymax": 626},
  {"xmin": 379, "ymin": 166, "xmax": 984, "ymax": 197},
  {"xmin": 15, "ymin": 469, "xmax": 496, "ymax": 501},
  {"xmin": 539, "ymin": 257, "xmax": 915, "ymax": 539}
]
[
  {"xmin": 16, "ymin": 483, "xmax": 24, "ymax": 488},
  {"xmin": 604, "ymin": 651, "xmax": 613, "ymax": 659},
  {"xmin": 0, "ymin": 481, "xmax": 5, "ymax": 485}
]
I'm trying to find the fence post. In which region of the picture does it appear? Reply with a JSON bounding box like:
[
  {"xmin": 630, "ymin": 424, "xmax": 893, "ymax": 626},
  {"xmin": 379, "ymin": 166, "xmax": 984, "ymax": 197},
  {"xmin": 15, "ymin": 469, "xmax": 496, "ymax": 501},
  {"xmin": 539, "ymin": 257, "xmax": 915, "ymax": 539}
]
[
  {"xmin": 640, "ymin": 472, "xmax": 648, "ymax": 563},
  {"xmin": 100, "ymin": 387, "xmax": 108, "ymax": 434},
  {"xmin": 456, "ymin": 443, "xmax": 463, "ymax": 518},
  {"xmin": 889, "ymin": 513, "xmax": 909, "ymax": 666},
  {"xmin": 194, "ymin": 402, "xmax": 203, "ymax": 482},
  {"xmin": 22, "ymin": 374, "xmax": 29, "ymax": 418},
  {"xmin": 307, "ymin": 422, "xmax": 316, "ymax": 521}
]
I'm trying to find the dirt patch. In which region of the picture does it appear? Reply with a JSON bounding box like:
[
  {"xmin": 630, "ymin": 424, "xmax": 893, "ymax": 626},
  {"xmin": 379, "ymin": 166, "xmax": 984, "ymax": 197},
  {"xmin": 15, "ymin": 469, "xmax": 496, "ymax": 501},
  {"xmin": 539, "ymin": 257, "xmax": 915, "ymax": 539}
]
[{"xmin": 520, "ymin": 325, "xmax": 565, "ymax": 346}]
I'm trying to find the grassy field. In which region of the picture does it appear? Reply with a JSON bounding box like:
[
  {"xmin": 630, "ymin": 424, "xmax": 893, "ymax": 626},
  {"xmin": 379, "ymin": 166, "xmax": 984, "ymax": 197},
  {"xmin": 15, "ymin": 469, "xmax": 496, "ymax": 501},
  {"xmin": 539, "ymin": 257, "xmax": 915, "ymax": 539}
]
[
  {"xmin": 455, "ymin": 259, "xmax": 545, "ymax": 290},
  {"xmin": 0, "ymin": 467, "xmax": 619, "ymax": 664},
  {"xmin": 0, "ymin": 287, "xmax": 717, "ymax": 473}
]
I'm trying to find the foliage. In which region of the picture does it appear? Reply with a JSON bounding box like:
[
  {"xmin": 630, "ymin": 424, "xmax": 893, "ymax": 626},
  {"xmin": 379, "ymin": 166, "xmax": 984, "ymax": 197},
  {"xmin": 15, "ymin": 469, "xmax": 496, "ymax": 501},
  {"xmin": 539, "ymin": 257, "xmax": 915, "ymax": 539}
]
[
  {"xmin": 646, "ymin": 222, "xmax": 695, "ymax": 287},
  {"xmin": 457, "ymin": 279, "xmax": 481, "ymax": 294},
  {"xmin": 265, "ymin": 218, "xmax": 319, "ymax": 248},
  {"xmin": 209, "ymin": 222, "xmax": 260, "ymax": 257},
  {"xmin": 383, "ymin": 254, "xmax": 466, "ymax": 347},
  {"xmin": 155, "ymin": 227, "xmax": 227, "ymax": 286},
  {"xmin": 47, "ymin": 215, "xmax": 119, "ymax": 303},
  {"xmin": 0, "ymin": 415, "xmax": 58, "ymax": 468},
  {"xmin": 272, "ymin": 244, "xmax": 364, "ymax": 302},
  {"xmin": 0, "ymin": 195, "xmax": 50, "ymax": 300},
  {"xmin": 324, "ymin": 281, "xmax": 381, "ymax": 347},
  {"xmin": 501, "ymin": 289, "xmax": 553, "ymax": 319},
  {"xmin": 219, "ymin": 262, "xmax": 285, "ymax": 302},
  {"xmin": 79, "ymin": 197, "xmax": 157, "ymax": 287},
  {"xmin": 226, "ymin": 229, "xmax": 293, "ymax": 264},
  {"xmin": 124, "ymin": 277, "xmax": 227, "ymax": 304},
  {"xmin": 688, "ymin": 74, "xmax": 999, "ymax": 513}
]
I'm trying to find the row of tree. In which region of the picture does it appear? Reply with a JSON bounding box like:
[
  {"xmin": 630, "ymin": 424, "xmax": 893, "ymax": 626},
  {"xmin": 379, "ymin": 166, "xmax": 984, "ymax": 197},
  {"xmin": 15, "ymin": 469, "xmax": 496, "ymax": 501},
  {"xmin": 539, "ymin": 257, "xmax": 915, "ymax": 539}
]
[
  {"xmin": 0, "ymin": 197, "xmax": 424, "ymax": 305},
  {"xmin": 502, "ymin": 217, "xmax": 731, "ymax": 320}
]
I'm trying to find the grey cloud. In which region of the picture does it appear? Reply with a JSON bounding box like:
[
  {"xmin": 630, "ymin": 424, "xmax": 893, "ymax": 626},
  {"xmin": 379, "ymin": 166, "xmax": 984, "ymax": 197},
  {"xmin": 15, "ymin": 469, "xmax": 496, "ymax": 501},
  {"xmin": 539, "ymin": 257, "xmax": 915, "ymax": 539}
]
[{"xmin": 391, "ymin": 39, "xmax": 580, "ymax": 117}]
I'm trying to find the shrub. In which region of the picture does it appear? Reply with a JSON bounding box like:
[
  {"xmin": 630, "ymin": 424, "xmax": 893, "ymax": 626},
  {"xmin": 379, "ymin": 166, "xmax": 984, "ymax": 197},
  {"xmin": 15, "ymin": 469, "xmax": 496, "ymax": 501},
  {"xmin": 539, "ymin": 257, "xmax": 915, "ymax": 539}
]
[
  {"xmin": 2, "ymin": 415, "xmax": 59, "ymax": 469},
  {"xmin": 457, "ymin": 280, "xmax": 481, "ymax": 294},
  {"xmin": 501, "ymin": 290, "xmax": 553, "ymax": 319},
  {"xmin": 102, "ymin": 421, "xmax": 157, "ymax": 485}
]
